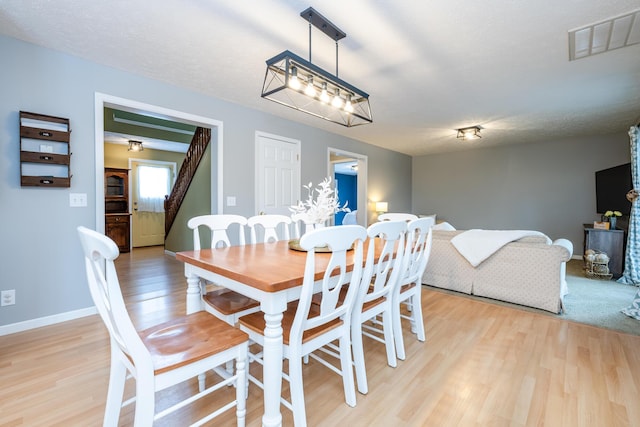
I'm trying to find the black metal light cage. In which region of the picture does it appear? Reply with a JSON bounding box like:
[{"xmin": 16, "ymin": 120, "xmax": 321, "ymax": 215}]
[
  {"xmin": 260, "ymin": 7, "xmax": 372, "ymax": 127},
  {"xmin": 261, "ymin": 51, "xmax": 372, "ymax": 127}
]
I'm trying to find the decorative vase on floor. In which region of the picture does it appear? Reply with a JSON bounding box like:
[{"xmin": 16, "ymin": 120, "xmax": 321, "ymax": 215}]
[{"xmin": 609, "ymin": 217, "xmax": 617, "ymax": 230}]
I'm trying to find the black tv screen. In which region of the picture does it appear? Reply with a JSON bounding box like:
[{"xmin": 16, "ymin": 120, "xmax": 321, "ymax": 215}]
[{"xmin": 595, "ymin": 162, "xmax": 632, "ymax": 215}]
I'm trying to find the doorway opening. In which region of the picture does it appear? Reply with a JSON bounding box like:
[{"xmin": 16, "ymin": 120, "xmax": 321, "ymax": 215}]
[
  {"xmin": 94, "ymin": 93, "xmax": 224, "ymax": 252},
  {"xmin": 328, "ymin": 148, "xmax": 368, "ymax": 226},
  {"xmin": 129, "ymin": 159, "xmax": 176, "ymax": 247}
]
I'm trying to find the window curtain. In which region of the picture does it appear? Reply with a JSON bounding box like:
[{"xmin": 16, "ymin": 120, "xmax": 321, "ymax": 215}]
[
  {"xmin": 137, "ymin": 165, "xmax": 170, "ymax": 213},
  {"xmin": 620, "ymin": 125, "xmax": 640, "ymax": 319}
]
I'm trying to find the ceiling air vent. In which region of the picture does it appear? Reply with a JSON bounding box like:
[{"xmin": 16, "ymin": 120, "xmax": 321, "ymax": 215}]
[{"xmin": 569, "ymin": 9, "xmax": 640, "ymax": 60}]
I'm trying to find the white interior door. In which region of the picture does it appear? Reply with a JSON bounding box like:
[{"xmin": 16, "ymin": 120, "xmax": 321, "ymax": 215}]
[
  {"xmin": 256, "ymin": 132, "xmax": 300, "ymax": 215},
  {"xmin": 130, "ymin": 159, "xmax": 176, "ymax": 247}
]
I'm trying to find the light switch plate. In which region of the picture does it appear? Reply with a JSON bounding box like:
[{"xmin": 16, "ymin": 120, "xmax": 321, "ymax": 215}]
[
  {"xmin": 227, "ymin": 196, "xmax": 236, "ymax": 207},
  {"xmin": 70, "ymin": 193, "xmax": 87, "ymax": 207}
]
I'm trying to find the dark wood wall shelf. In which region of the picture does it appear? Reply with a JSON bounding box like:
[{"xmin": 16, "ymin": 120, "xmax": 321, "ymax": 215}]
[{"xmin": 19, "ymin": 111, "xmax": 71, "ymax": 187}]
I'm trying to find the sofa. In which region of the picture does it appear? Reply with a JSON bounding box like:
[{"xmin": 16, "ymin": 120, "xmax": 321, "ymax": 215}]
[{"xmin": 421, "ymin": 229, "xmax": 573, "ymax": 313}]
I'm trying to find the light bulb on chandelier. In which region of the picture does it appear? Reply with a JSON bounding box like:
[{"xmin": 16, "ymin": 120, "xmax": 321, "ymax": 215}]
[
  {"xmin": 344, "ymin": 94, "xmax": 354, "ymax": 113},
  {"xmin": 331, "ymin": 89, "xmax": 343, "ymax": 108},
  {"xmin": 320, "ymin": 82, "xmax": 330, "ymax": 103},
  {"xmin": 304, "ymin": 75, "xmax": 316, "ymax": 96},
  {"xmin": 288, "ymin": 66, "xmax": 301, "ymax": 89}
]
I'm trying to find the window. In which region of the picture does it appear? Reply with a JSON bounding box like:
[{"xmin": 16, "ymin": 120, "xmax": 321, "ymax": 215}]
[{"xmin": 137, "ymin": 165, "xmax": 171, "ymax": 212}]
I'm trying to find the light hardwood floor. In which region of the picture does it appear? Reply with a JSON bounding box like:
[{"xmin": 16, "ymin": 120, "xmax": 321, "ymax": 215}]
[{"xmin": 1, "ymin": 246, "xmax": 640, "ymax": 426}]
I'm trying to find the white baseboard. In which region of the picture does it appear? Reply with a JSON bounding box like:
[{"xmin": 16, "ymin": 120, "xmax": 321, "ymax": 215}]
[
  {"xmin": 0, "ymin": 306, "xmax": 98, "ymax": 337},
  {"xmin": 572, "ymin": 255, "xmax": 583, "ymax": 260}
]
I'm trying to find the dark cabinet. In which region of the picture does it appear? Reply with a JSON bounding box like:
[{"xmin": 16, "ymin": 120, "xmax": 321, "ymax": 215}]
[
  {"xmin": 583, "ymin": 224, "xmax": 625, "ymax": 278},
  {"xmin": 105, "ymin": 214, "xmax": 131, "ymax": 253},
  {"xmin": 105, "ymin": 168, "xmax": 130, "ymax": 252}
]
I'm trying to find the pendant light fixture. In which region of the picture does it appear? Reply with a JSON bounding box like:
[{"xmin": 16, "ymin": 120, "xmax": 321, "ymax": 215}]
[{"xmin": 261, "ymin": 7, "xmax": 373, "ymax": 127}]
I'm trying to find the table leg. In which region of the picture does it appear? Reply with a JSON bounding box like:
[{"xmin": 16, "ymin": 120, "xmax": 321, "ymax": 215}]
[
  {"xmin": 185, "ymin": 270, "xmax": 203, "ymax": 314},
  {"xmin": 262, "ymin": 311, "xmax": 284, "ymax": 427}
]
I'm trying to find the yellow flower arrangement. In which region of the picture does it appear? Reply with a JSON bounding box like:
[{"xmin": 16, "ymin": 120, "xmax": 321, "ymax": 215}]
[{"xmin": 604, "ymin": 210, "xmax": 622, "ymax": 217}]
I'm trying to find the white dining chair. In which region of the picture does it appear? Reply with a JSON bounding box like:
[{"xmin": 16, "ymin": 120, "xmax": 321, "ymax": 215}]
[
  {"xmin": 341, "ymin": 210, "xmax": 358, "ymax": 225},
  {"xmin": 290, "ymin": 212, "xmax": 317, "ymax": 239},
  {"xmin": 247, "ymin": 214, "xmax": 291, "ymax": 244},
  {"xmin": 238, "ymin": 225, "xmax": 367, "ymax": 427},
  {"xmin": 393, "ymin": 216, "xmax": 435, "ymax": 360},
  {"xmin": 351, "ymin": 220, "xmax": 407, "ymax": 395},
  {"xmin": 187, "ymin": 215, "xmax": 260, "ymax": 325},
  {"xmin": 77, "ymin": 226, "xmax": 249, "ymax": 427},
  {"xmin": 378, "ymin": 213, "xmax": 418, "ymax": 222}
]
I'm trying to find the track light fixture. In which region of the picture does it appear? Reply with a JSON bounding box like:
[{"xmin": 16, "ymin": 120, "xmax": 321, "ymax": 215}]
[
  {"xmin": 456, "ymin": 126, "xmax": 482, "ymax": 141},
  {"xmin": 261, "ymin": 7, "xmax": 373, "ymax": 127}
]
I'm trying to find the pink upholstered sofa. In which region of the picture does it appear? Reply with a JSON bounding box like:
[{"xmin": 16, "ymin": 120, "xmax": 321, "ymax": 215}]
[{"xmin": 421, "ymin": 230, "xmax": 573, "ymax": 313}]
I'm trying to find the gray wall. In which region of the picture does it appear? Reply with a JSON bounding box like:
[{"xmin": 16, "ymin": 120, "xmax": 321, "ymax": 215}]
[
  {"xmin": 0, "ymin": 35, "xmax": 411, "ymax": 328},
  {"xmin": 412, "ymin": 132, "xmax": 631, "ymax": 253}
]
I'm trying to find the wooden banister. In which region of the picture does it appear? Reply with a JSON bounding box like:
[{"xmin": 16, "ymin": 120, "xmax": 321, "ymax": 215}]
[{"xmin": 164, "ymin": 127, "xmax": 211, "ymax": 235}]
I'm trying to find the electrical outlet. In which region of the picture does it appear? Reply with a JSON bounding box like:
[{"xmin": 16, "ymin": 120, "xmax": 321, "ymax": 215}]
[{"xmin": 1, "ymin": 290, "xmax": 15, "ymax": 306}]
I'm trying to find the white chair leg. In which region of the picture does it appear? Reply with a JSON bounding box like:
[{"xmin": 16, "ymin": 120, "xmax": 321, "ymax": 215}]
[
  {"xmin": 235, "ymin": 353, "xmax": 247, "ymax": 427},
  {"xmin": 393, "ymin": 300, "xmax": 406, "ymax": 360},
  {"xmin": 289, "ymin": 356, "xmax": 307, "ymax": 427},
  {"xmin": 351, "ymin": 322, "xmax": 368, "ymax": 395},
  {"xmin": 382, "ymin": 310, "xmax": 397, "ymax": 368},
  {"xmin": 412, "ymin": 294, "xmax": 426, "ymax": 342},
  {"xmin": 339, "ymin": 334, "xmax": 357, "ymax": 407},
  {"xmin": 133, "ymin": 372, "xmax": 156, "ymax": 427},
  {"xmin": 103, "ymin": 357, "xmax": 127, "ymax": 427}
]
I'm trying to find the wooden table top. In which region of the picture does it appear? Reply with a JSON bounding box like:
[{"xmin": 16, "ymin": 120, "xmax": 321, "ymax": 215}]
[{"xmin": 176, "ymin": 239, "xmax": 376, "ymax": 293}]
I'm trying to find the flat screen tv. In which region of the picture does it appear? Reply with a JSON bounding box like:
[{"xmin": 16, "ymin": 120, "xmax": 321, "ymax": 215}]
[{"xmin": 595, "ymin": 162, "xmax": 632, "ymax": 215}]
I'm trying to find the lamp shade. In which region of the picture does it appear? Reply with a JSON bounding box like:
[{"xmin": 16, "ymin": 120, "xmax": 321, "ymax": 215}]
[{"xmin": 375, "ymin": 202, "xmax": 388, "ymax": 213}]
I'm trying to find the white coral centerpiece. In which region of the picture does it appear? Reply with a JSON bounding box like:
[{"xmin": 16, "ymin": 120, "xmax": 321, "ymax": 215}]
[{"xmin": 289, "ymin": 177, "xmax": 350, "ymax": 225}]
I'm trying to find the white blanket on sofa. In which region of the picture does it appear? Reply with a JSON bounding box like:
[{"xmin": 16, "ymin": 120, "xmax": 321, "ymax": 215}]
[{"xmin": 451, "ymin": 229, "xmax": 545, "ymax": 267}]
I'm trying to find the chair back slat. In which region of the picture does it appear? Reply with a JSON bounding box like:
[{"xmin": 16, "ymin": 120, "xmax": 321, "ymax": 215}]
[
  {"xmin": 290, "ymin": 212, "xmax": 318, "ymax": 239},
  {"xmin": 401, "ymin": 217, "xmax": 435, "ymax": 285},
  {"xmin": 187, "ymin": 214, "xmax": 247, "ymax": 249},
  {"xmin": 77, "ymin": 227, "xmax": 150, "ymax": 366},
  {"xmin": 378, "ymin": 213, "xmax": 418, "ymax": 223},
  {"xmin": 291, "ymin": 225, "xmax": 367, "ymax": 341},
  {"xmin": 247, "ymin": 214, "xmax": 292, "ymax": 244},
  {"xmin": 359, "ymin": 221, "xmax": 407, "ymax": 308}
]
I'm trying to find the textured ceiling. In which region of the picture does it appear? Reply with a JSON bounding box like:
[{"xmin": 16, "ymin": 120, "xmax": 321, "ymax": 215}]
[{"xmin": 1, "ymin": 1, "xmax": 639, "ymax": 156}]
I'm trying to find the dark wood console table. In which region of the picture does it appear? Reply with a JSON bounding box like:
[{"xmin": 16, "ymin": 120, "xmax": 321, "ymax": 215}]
[{"xmin": 583, "ymin": 224, "xmax": 625, "ymax": 279}]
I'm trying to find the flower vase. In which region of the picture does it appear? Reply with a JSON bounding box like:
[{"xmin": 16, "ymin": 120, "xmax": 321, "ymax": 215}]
[{"xmin": 609, "ymin": 217, "xmax": 617, "ymax": 230}]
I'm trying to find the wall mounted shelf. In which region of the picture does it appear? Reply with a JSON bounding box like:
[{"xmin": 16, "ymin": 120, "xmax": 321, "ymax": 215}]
[{"xmin": 19, "ymin": 111, "xmax": 71, "ymax": 187}]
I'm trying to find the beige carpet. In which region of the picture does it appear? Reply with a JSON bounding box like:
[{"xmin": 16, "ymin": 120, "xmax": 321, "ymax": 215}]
[
  {"xmin": 425, "ymin": 259, "xmax": 640, "ymax": 336},
  {"xmin": 560, "ymin": 259, "xmax": 639, "ymax": 335}
]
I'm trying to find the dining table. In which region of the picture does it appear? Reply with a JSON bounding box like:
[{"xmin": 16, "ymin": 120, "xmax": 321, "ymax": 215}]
[{"xmin": 176, "ymin": 238, "xmax": 376, "ymax": 427}]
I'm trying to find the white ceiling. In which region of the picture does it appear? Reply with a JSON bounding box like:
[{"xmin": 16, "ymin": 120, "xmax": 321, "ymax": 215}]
[{"xmin": 1, "ymin": 1, "xmax": 639, "ymax": 156}]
